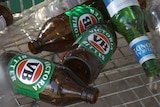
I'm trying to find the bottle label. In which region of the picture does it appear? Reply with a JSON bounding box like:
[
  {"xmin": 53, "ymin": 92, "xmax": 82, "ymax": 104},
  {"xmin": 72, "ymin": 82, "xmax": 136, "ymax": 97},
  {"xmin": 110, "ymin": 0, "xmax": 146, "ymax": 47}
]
[
  {"xmin": 129, "ymin": 36, "xmax": 156, "ymax": 64},
  {"xmin": 103, "ymin": 0, "xmax": 139, "ymax": 17},
  {"xmin": 65, "ymin": 4, "xmax": 104, "ymax": 39},
  {"xmin": 75, "ymin": 26, "xmax": 116, "ymax": 64},
  {"xmin": 0, "ymin": 15, "xmax": 7, "ymax": 30},
  {"xmin": 7, "ymin": 54, "xmax": 55, "ymax": 99}
]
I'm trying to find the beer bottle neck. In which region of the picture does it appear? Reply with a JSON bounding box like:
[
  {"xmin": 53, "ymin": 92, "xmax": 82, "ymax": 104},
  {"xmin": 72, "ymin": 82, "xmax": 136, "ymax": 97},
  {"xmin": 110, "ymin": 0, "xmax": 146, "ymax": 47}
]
[
  {"xmin": 61, "ymin": 86, "xmax": 99, "ymax": 103},
  {"xmin": 28, "ymin": 40, "xmax": 42, "ymax": 54},
  {"xmin": 81, "ymin": 87, "xmax": 99, "ymax": 103}
]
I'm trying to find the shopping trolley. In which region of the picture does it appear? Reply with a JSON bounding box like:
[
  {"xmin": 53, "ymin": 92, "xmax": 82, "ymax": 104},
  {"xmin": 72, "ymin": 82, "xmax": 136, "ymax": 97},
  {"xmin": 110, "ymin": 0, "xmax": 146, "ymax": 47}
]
[{"xmin": 0, "ymin": 0, "xmax": 160, "ymax": 107}]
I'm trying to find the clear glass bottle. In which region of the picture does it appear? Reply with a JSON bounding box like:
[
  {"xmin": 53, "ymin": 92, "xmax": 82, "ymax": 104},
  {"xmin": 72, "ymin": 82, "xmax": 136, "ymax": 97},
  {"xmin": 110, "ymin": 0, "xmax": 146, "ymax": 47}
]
[
  {"xmin": 27, "ymin": 0, "xmax": 109, "ymax": 54},
  {"xmin": 145, "ymin": 0, "xmax": 160, "ymax": 58},
  {"xmin": 17, "ymin": 0, "xmax": 83, "ymax": 38},
  {"xmin": 0, "ymin": 0, "xmax": 82, "ymax": 49}
]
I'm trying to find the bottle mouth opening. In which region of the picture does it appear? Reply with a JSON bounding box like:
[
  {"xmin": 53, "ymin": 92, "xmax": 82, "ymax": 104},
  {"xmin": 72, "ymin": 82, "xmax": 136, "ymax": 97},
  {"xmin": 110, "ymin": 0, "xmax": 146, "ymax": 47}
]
[
  {"xmin": 83, "ymin": 87, "xmax": 99, "ymax": 104},
  {"xmin": 62, "ymin": 56, "xmax": 92, "ymax": 84},
  {"xmin": 28, "ymin": 40, "xmax": 41, "ymax": 54}
]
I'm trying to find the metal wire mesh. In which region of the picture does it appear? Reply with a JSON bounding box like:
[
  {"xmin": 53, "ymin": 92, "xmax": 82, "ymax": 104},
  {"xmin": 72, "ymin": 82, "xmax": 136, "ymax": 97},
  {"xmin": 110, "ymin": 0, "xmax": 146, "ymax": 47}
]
[{"xmin": 0, "ymin": 0, "xmax": 160, "ymax": 107}]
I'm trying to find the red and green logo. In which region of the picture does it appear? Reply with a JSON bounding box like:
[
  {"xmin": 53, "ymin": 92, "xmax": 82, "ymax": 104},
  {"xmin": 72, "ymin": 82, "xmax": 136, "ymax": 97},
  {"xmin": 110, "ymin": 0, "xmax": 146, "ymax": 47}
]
[
  {"xmin": 75, "ymin": 26, "xmax": 116, "ymax": 65},
  {"xmin": 88, "ymin": 33, "xmax": 110, "ymax": 54},
  {"xmin": 65, "ymin": 4, "xmax": 104, "ymax": 39},
  {"xmin": 8, "ymin": 54, "xmax": 55, "ymax": 99},
  {"xmin": 17, "ymin": 59, "xmax": 43, "ymax": 85},
  {"xmin": 78, "ymin": 14, "xmax": 98, "ymax": 33}
]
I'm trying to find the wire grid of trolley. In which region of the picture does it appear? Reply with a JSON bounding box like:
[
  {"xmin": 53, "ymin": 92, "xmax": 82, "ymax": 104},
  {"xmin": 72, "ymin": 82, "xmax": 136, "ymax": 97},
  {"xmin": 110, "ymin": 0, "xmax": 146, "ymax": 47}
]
[{"xmin": 1, "ymin": 0, "xmax": 160, "ymax": 107}]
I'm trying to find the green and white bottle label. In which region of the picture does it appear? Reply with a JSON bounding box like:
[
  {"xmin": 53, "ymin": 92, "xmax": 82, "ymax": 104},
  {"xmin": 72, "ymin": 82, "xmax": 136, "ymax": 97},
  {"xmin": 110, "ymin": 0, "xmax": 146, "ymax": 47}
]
[
  {"xmin": 129, "ymin": 36, "xmax": 156, "ymax": 64},
  {"xmin": 65, "ymin": 4, "xmax": 104, "ymax": 39},
  {"xmin": 0, "ymin": 15, "xmax": 7, "ymax": 30},
  {"xmin": 8, "ymin": 54, "xmax": 55, "ymax": 99},
  {"xmin": 103, "ymin": 0, "xmax": 139, "ymax": 17},
  {"xmin": 75, "ymin": 26, "xmax": 116, "ymax": 64}
]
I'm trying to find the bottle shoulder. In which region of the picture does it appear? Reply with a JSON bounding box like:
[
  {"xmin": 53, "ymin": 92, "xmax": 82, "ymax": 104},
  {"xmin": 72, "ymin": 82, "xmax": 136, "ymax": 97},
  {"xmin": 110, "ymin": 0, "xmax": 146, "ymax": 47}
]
[{"xmin": 37, "ymin": 14, "xmax": 69, "ymax": 39}]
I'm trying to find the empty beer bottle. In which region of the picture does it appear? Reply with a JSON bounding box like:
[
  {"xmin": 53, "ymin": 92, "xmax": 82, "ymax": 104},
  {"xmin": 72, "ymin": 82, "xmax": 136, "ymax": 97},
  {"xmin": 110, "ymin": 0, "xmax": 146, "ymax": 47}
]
[
  {"xmin": 62, "ymin": 23, "xmax": 117, "ymax": 84},
  {"xmin": 22, "ymin": 0, "xmax": 84, "ymax": 30},
  {"xmin": 102, "ymin": 0, "xmax": 160, "ymax": 76},
  {"xmin": 0, "ymin": 4, "xmax": 13, "ymax": 30},
  {"xmin": 28, "ymin": 0, "xmax": 109, "ymax": 54},
  {"xmin": 0, "ymin": 0, "xmax": 82, "ymax": 50},
  {"xmin": 0, "ymin": 50, "xmax": 99, "ymax": 106}
]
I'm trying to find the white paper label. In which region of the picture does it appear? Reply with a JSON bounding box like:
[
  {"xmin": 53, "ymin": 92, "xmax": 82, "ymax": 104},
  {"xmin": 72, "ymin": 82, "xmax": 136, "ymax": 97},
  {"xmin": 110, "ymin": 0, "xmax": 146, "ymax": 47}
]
[
  {"xmin": 129, "ymin": 36, "xmax": 156, "ymax": 64},
  {"xmin": 103, "ymin": 0, "xmax": 139, "ymax": 17}
]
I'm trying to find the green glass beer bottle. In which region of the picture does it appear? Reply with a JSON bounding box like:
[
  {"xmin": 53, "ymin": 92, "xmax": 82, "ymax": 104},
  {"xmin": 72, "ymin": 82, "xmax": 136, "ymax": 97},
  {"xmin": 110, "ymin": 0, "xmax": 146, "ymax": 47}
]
[{"xmin": 102, "ymin": 0, "xmax": 160, "ymax": 77}]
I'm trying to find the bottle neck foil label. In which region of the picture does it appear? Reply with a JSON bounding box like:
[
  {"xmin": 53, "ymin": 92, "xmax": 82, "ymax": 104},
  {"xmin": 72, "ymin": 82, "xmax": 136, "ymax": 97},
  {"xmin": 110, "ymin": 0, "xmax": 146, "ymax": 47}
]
[
  {"xmin": 7, "ymin": 54, "xmax": 55, "ymax": 99},
  {"xmin": 103, "ymin": 0, "xmax": 139, "ymax": 17},
  {"xmin": 74, "ymin": 25, "xmax": 116, "ymax": 65},
  {"xmin": 65, "ymin": 4, "xmax": 104, "ymax": 39},
  {"xmin": 0, "ymin": 15, "xmax": 7, "ymax": 30},
  {"xmin": 129, "ymin": 36, "xmax": 156, "ymax": 64}
]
